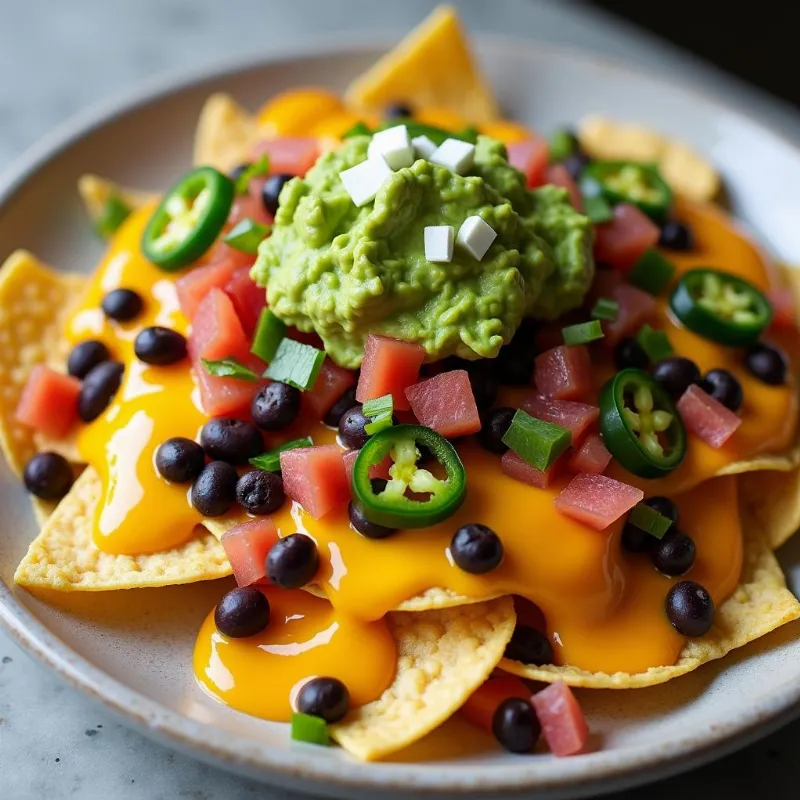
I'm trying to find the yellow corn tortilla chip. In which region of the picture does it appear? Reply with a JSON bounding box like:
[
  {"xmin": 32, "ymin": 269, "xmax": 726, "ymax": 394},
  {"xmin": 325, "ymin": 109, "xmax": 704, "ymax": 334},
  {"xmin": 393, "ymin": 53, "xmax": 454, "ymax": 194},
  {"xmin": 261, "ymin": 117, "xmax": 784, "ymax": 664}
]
[
  {"xmin": 0, "ymin": 251, "xmax": 86, "ymax": 477},
  {"xmin": 345, "ymin": 5, "xmax": 498, "ymax": 123},
  {"xmin": 577, "ymin": 115, "xmax": 721, "ymax": 202},
  {"xmin": 330, "ymin": 596, "xmax": 514, "ymax": 760},
  {"xmin": 193, "ymin": 93, "xmax": 259, "ymax": 173},
  {"xmin": 14, "ymin": 467, "xmax": 232, "ymax": 591},
  {"xmin": 77, "ymin": 174, "xmax": 157, "ymax": 224},
  {"xmin": 740, "ymin": 467, "xmax": 800, "ymax": 550},
  {"xmin": 500, "ymin": 490, "xmax": 800, "ymax": 688}
]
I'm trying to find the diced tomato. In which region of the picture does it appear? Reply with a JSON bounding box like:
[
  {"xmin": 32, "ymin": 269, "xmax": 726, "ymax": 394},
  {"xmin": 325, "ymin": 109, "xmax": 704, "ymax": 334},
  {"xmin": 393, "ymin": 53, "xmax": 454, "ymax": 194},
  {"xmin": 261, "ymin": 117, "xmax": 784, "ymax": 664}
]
[
  {"xmin": 534, "ymin": 345, "xmax": 592, "ymax": 401},
  {"xmin": 405, "ymin": 370, "xmax": 481, "ymax": 438},
  {"xmin": 343, "ymin": 449, "xmax": 358, "ymax": 483},
  {"xmin": 546, "ymin": 164, "xmax": 583, "ymax": 211},
  {"xmin": 501, "ymin": 449, "xmax": 569, "ymax": 489},
  {"xmin": 228, "ymin": 188, "xmax": 272, "ymax": 228},
  {"xmin": 280, "ymin": 445, "xmax": 349, "ymax": 519},
  {"xmin": 250, "ymin": 137, "xmax": 320, "ymax": 177},
  {"xmin": 554, "ymin": 473, "xmax": 643, "ymax": 530},
  {"xmin": 303, "ymin": 359, "xmax": 357, "ymax": 419},
  {"xmin": 357, "ymin": 335, "xmax": 425, "ymax": 411},
  {"xmin": 603, "ymin": 283, "xmax": 658, "ymax": 348},
  {"xmin": 593, "ymin": 204, "xmax": 660, "ymax": 271},
  {"xmin": 177, "ymin": 259, "xmax": 242, "ymax": 322},
  {"xmin": 568, "ymin": 434, "xmax": 612, "ymax": 475},
  {"xmin": 205, "ymin": 238, "xmax": 258, "ymax": 272},
  {"xmin": 506, "ymin": 137, "xmax": 549, "ymax": 188},
  {"xmin": 287, "ymin": 327, "xmax": 325, "ymax": 350},
  {"xmin": 15, "ymin": 366, "xmax": 80, "ymax": 438},
  {"xmin": 188, "ymin": 288, "xmax": 249, "ymax": 362},
  {"xmin": 531, "ymin": 682, "xmax": 589, "ymax": 757},
  {"xmin": 677, "ymin": 384, "xmax": 742, "ymax": 448},
  {"xmin": 521, "ymin": 394, "xmax": 599, "ymax": 445},
  {"xmin": 462, "ymin": 676, "xmax": 531, "ymax": 736},
  {"xmin": 221, "ymin": 518, "xmax": 279, "ymax": 587},
  {"xmin": 767, "ymin": 286, "xmax": 797, "ymax": 333},
  {"xmin": 188, "ymin": 288, "xmax": 266, "ymax": 416},
  {"xmin": 586, "ymin": 267, "xmax": 623, "ymax": 307},
  {"xmin": 225, "ymin": 267, "xmax": 266, "ymax": 336}
]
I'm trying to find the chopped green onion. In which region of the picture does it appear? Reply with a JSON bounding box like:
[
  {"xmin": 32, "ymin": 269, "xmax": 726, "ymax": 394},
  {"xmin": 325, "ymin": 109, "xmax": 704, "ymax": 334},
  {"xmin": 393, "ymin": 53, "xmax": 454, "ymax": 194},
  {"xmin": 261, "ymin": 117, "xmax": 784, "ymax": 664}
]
[
  {"xmin": 290, "ymin": 712, "xmax": 329, "ymax": 746},
  {"xmin": 628, "ymin": 502, "xmax": 671, "ymax": 539},
  {"xmin": 501, "ymin": 410, "xmax": 572, "ymax": 472},
  {"xmin": 251, "ymin": 308, "xmax": 286, "ymax": 363},
  {"xmin": 264, "ymin": 338, "xmax": 326, "ymax": 391},
  {"xmin": 562, "ymin": 320, "xmax": 604, "ymax": 346},
  {"xmin": 591, "ymin": 297, "xmax": 620, "ymax": 322},
  {"xmin": 224, "ymin": 218, "xmax": 270, "ymax": 254},
  {"xmin": 95, "ymin": 194, "xmax": 132, "ymax": 238},
  {"xmin": 342, "ymin": 121, "xmax": 373, "ymax": 138},
  {"xmin": 582, "ymin": 194, "xmax": 613, "ymax": 224},
  {"xmin": 250, "ymin": 437, "xmax": 314, "ymax": 472},
  {"xmin": 636, "ymin": 324, "xmax": 674, "ymax": 363},
  {"xmin": 201, "ymin": 358, "xmax": 259, "ymax": 382},
  {"xmin": 235, "ymin": 155, "xmax": 269, "ymax": 194},
  {"xmin": 548, "ymin": 129, "xmax": 578, "ymax": 163},
  {"xmin": 362, "ymin": 394, "xmax": 394, "ymax": 435},
  {"xmin": 628, "ymin": 249, "xmax": 676, "ymax": 295}
]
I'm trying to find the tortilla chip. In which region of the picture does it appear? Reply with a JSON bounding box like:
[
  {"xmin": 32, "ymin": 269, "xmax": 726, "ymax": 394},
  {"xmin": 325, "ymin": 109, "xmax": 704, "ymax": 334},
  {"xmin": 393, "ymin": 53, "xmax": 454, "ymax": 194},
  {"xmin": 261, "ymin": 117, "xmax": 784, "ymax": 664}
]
[
  {"xmin": 740, "ymin": 467, "xmax": 800, "ymax": 550},
  {"xmin": 0, "ymin": 251, "xmax": 86, "ymax": 477},
  {"xmin": 330, "ymin": 596, "xmax": 514, "ymax": 760},
  {"xmin": 78, "ymin": 174, "xmax": 157, "ymax": 224},
  {"xmin": 344, "ymin": 4, "xmax": 498, "ymax": 123},
  {"xmin": 500, "ymin": 508, "xmax": 800, "ymax": 688},
  {"xmin": 577, "ymin": 115, "xmax": 721, "ymax": 202},
  {"xmin": 193, "ymin": 93, "xmax": 259, "ymax": 173},
  {"xmin": 14, "ymin": 467, "xmax": 232, "ymax": 591}
]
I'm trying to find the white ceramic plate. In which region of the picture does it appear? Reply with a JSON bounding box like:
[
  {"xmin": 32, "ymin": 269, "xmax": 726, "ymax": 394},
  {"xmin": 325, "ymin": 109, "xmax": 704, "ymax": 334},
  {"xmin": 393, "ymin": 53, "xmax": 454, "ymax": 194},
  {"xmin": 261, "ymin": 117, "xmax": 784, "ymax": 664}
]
[{"xmin": 2, "ymin": 36, "xmax": 800, "ymax": 800}]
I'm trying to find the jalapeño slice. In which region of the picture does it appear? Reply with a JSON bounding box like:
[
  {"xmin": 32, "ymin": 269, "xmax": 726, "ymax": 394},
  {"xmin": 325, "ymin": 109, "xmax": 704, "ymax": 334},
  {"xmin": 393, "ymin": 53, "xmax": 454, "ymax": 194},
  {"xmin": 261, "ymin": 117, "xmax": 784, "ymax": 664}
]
[
  {"xmin": 351, "ymin": 424, "xmax": 466, "ymax": 529},
  {"xmin": 599, "ymin": 369, "xmax": 686, "ymax": 479},
  {"xmin": 582, "ymin": 160, "xmax": 672, "ymax": 222},
  {"xmin": 142, "ymin": 166, "xmax": 234, "ymax": 271},
  {"xmin": 669, "ymin": 268, "xmax": 773, "ymax": 346}
]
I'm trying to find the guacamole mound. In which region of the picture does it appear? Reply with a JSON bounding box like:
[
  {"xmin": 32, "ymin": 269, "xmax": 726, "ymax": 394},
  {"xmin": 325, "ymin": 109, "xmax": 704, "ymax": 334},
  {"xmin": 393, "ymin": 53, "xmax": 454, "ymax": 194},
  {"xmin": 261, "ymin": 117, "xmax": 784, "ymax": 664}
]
[{"xmin": 253, "ymin": 135, "xmax": 593, "ymax": 368}]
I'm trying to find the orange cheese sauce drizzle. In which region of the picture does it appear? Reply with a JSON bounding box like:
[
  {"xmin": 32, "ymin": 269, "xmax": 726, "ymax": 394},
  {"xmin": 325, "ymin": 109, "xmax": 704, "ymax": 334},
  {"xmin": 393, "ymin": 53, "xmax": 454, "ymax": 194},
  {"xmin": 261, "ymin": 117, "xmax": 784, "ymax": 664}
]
[{"xmin": 61, "ymin": 94, "xmax": 796, "ymax": 718}]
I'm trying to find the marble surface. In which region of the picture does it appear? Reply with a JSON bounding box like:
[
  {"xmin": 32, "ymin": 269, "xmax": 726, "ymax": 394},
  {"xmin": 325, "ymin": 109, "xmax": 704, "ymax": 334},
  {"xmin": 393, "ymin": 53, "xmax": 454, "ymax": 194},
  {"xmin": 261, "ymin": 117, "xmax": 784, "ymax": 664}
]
[{"xmin": 1, "ymin": 0, "xmax": 799, "ymax": 797}]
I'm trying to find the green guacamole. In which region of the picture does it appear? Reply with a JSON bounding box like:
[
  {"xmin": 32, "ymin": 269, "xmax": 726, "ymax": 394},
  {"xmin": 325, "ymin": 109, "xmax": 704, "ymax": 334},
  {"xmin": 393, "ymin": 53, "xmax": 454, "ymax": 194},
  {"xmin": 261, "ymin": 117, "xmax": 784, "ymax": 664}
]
[{"xmin": 253, "ymin": 135, "xmax": 593, "ymax": 368}]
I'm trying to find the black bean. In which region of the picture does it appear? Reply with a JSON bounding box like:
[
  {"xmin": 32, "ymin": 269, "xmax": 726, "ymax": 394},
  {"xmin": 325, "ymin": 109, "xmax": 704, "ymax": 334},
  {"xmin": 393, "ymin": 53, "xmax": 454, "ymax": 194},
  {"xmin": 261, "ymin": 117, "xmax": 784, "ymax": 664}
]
[
  {"xmin": 348, "ymin": 501, "xmax": 396, "ymax": 539},
  {"xmin": 613, "ymin": 337, "xmax": 649, "ymax": 371},
  {"xmin": 665, "ymin": 580, "xmax": 714, "ymax": 637},
  {"xmin": 492, "ymin": 698, "xmax": 540, "ymax": 754},
  {"xmin": 323, "ymin": 386, "xmax": 358, "ymax": 428},
  {"xmin": 504, "ymin": 625, "xmax": 554, "ymax": 665},
  {"xmin": 338, "ymin": 405, "xmax": 370, "ymax": 449},
  {"xmin": 385, "ymin": 102, "xmax": 413, "ymax": 120},
  {"xmin": 101, "ymin": 288, "xmax": 142, "ymax": 321},
  {"xmin": 134, "ymin": 327, "xmax": 187, "ymax": 365},
  {"xmin": 214, "ymin": 587, "xmax": 270, "ymax": 638},
  {"xmin": 296, "ymin": 677, "xmax": 350, "ymax": 723},
  {"xmin": 190, "ymin": 461, "xmax": 238, "ymax": 517},
  {"xmin": 478, "ymin": 407, "xmax": 515, "ymax": 454},
  {"xmin": 236, "ymin": 470, "xmax": 285, "ymax": 515},
  {"xmin": 266, "ymin": 533, "xmax": 319, "ymax": 589},
  {"xmin": 262, "ymin": 173, "xmax": 294, "ymax": 216},
  {"xmin": 652, "ymin": 357, "xmax": 701, "ymax": 399},
  {"xmin": 251, "ymin": 382, "xmax": 301, "ymax": 431},
  {"xmin": 23, "ymin": 452, "xmax": 73, "ymax": 500},
  {"xmin": 78, "ymin": 361, "xmax": 124, "ymax": 421},
  {"xmin": 450, "ymin": 524, "xmax": 503, "ymax": 574},
  {"xmin": 658, "ymin": 220, "xmax": 694, "ymax": 251},
  {"xmin": 155, "ymin": 437, "xmax": 206, "ymax": 483},
  {"xmin": 699, "ymin": 369, "xmax": 743, "ymax": 412},
  {"xmin": 745, "ymin": 343, "xmax": 788, "ymax": 386},
  {"xmin": 651, "ymin": 529, "xmax": 696, "ymax": 576},
  {"xmin": 67, "ymin": 340, "xmax": 110, "ymax": 379},
  {"xmin": 200, "ymin": 418, "xmax": 263, "ymax": 464}
]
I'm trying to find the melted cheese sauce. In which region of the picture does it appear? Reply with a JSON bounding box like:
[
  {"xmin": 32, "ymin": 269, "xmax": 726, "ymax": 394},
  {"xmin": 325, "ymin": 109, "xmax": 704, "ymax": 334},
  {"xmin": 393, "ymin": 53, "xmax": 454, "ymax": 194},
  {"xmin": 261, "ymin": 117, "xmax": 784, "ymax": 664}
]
[{"xmin": 61, "ymin": 98, "xmax": 796, "ymax": 718}]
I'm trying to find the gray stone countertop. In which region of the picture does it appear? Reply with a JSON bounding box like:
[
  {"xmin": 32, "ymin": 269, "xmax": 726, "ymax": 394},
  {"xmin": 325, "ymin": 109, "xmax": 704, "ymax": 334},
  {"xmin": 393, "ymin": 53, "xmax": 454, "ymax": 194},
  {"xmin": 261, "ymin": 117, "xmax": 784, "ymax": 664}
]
[{"xmin": 1, "ymin": 1, "xmax": 799, "ymax": 797}]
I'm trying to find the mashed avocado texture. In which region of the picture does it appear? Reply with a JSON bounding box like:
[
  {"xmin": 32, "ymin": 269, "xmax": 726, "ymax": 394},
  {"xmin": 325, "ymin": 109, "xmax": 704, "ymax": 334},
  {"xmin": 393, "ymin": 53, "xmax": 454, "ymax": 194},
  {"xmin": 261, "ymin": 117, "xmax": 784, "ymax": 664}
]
[{"xmin": 253, "ymin": 135, "xmax": 593, "ymax": 368}]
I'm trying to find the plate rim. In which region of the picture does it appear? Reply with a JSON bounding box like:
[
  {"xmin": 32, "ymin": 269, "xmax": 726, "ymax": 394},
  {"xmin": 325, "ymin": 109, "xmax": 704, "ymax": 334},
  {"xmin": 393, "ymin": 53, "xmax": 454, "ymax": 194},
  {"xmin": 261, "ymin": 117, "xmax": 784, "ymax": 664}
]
[{"xmin": 2, "ymin": 31, "xmax": 800, "ymax": 797}]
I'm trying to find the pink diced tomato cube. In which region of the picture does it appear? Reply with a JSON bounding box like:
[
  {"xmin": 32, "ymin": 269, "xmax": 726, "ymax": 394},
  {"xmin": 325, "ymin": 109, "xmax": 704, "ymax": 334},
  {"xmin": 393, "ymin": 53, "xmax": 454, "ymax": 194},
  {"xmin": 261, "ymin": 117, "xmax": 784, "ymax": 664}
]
[
  {"xmin": 405, "ymin": 370, "xmax": 481, "ymax": 438},
  {"xmin": 303, "ymin": 359, "xmax": 357, "ymax": 420},
  {"xmin": 531, "ymin": 681, "xmax": 589, "ymax": 757},
  {"xmin": 221, "ymin": 517, "xmax": 279, "ymax": 587},
  {"xmin": 554, "ymin": 473, "xmax": 643, "ymax": 530},
  {"xmin": 546, "ymin": 164, "xmax": 583, "ymax": 211},
  {"xmin": 593, "ymin": 204, "xmax": 660, "ymax": 271},
  {"xmin": 603, "ymin": 283, "xmax": 658, "ymax": 348},
  {"xmin": 356, "ymin": 335, "xmax": 425, "ymax": 411},
  {"xmin": 501, "ymin": 449, "xmax": 569, "ymax": 489},
  {"xmin": 534, "ymin": 345, "xmax": 592, "ymax": 401},
  {"xmin": 280, "ymin": 445, "xmax": 349, "ymax": 519},
  {"xmin": 568, "ymin": 434, "xmax": 612, "ymax": 475},
  {"xmin": 15, "ymin": 365, "xmax": 81, "ymax": 438},
  {"xmin": 521, "ymin": 394, "xmax": 599, "ymax": 445},
  {"xmin": 677, "ymin": 384, "xmax": 742, "ymax": 448},
  {"xmin": 224, "ymin": 267, "xmax": 266, "ymax": 336},
  {"xmin": 250, "ymin": 137, "xmax": 320, "ymax": 177},
  {"xmin": 177, "ymin": 259, "xmax": 241, "ymax": 321},
  {"xmin": 506, "ymin": 137, "xmax": 549, "ymax": 188}
]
